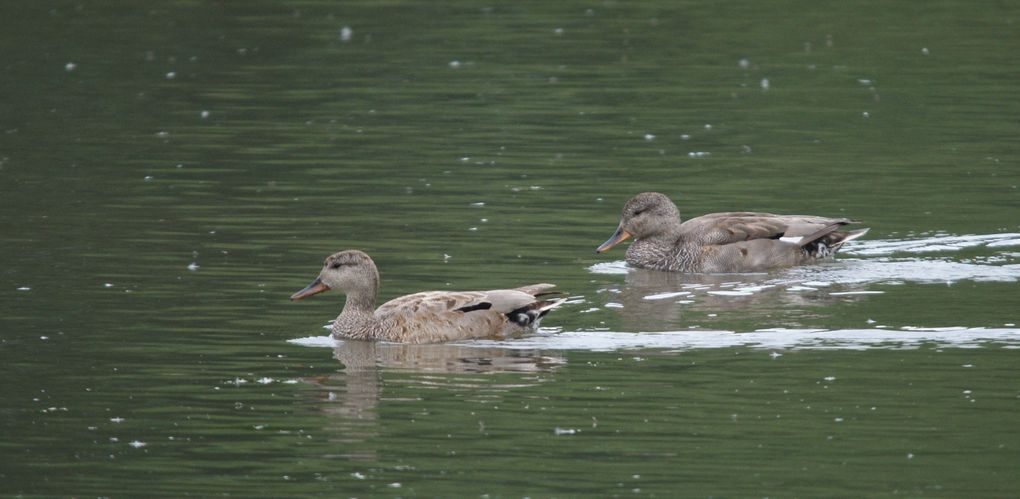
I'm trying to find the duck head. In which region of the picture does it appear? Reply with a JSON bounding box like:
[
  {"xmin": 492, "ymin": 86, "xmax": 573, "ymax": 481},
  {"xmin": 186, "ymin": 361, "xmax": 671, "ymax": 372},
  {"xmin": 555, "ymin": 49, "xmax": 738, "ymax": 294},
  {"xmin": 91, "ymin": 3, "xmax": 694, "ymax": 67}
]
[
  {"xmin": 596, "ymin": 192, "xmax": 681, "ymax": 253},
  {"xmin": 290, "ymin": 249, "xmax": 380, "ymax": 301}
]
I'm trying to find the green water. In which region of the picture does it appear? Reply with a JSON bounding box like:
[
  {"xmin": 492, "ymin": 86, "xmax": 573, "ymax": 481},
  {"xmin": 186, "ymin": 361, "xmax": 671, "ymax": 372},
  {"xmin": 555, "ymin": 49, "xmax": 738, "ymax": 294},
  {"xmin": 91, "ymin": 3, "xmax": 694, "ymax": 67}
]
[{"xmin": 2, "ymin": 1, "xmax": 1019, "ymax": 496}]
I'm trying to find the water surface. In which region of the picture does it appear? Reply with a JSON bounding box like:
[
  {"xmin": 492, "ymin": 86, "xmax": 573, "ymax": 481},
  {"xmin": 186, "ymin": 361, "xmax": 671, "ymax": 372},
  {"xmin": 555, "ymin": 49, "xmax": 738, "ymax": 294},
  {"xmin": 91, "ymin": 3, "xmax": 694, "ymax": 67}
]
[{"xmin": 2, "ymin": 1, "xmax": 1019, "ymax": 496}]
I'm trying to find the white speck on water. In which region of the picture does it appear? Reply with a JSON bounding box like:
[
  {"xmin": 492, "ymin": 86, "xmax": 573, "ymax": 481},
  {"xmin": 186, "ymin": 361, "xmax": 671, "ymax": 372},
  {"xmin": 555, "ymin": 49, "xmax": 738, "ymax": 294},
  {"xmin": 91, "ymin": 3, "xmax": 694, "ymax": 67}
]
[
  {"xmin": 824, "ymin": 376, "xmax": 836, "ymax": 381},
  {"xmin": 143, "ymin": 175, "xmax": 154, "ymax": 181},
  {"xmin": 103, "ymin": 283, "xmax": 114, "ymax": 288},
  {"xmin": 554, "ymin": 27, "xmax": 564, "ymax": 35},
  {"xmin": 643, "ymin": 291, "xmax": 691, "ymax": 300},
  {"xmin": 110, "ymin": 437, "xmax": 119, "ymax": 442},
  {"xmin": 1005, "ymin": 323, "xmax": 1016, "ymax": 327},
  {"xmin": 829, "ymin": 291, "xmax": 884, "ymax": 296},
  {"xmin": 834, "ymin": 417, "xmax": 844, "ymax": 422},
  {"xmin": 468, "ymin": 227, "xmax": 478, "ymax": 231},
  {"xmin": 680, "ymin": 134, "xmax": 690, "ymax": 140},
  {"xmin": 554, "ymin": 427, "xmax": 577, "ymax": 435},
  {"xmin": 738, "ymin": 58, "xmax": 750, "ymax": 69},
  {"xmin": 352, "ymin": 472, "xmax": 366, "ymax": 479},
  {"xmin": 770, "ymin": 351, "xmax": 782, "ymax": 359},
  {"xmin": 40, "ymin": 336, "xmax": 49, "ymax": 340},
  {"xmin": 480, "ymin": 218, "xmax": 488, "ymax": 223},
  {"xmin": 200, "ymin": 110, "xmax": 210, "ymax": 119},
  {"xmin": 340, "ymin": 26, "xmax": 353, "ymax": 42},
  {"xmin": 862, "ymin": 111, "xmax": 870, "ymax": 118},
  {"xmin": 786, "ymin": 286, "xmax": 818, "ymax": 292},
  {"xmin": 65, "ymin": 62, "xmax": 77, "ymax": 72},
  {"xmin": 857, "ymin": 79, "xmax": 872, "ymax": 86},
  {"xmin": 187, "ymin": 262, "xmax": 200, "ymax": 271},
  {"xmin": 443, "ymin": 254, "xmax": 452, "ymax": 262},
  {"xmin": 449, "ymin": 60, "xmax": 461, "ymax": 68},
  {"xmin": 688, "ymin": 151, "xmax": 711, "ymax": 158},
  {"xmin": 254, "ymin": 424, "xmax": 265, "ymax": 430},
  {"xmin": 257, "ymin": 377, "xmax": 274, "ymax": 385},
  {"xmin": 921, "ymin": 47, "xmax": 929, "ymax": 56},
  {"xmin": 866, "ymin": 319, "xmax": 876, "ymax": 324},
  {"xmin": 17, "ymin": 286, "xmax": 30, "ymax": 291},
  {"xmin": 707, "ymin": 313, "xmax": 718, "ymax": 317},
  {"xmin": 907, "ymin": 453, "xmax": 915, "ymax": 459},
  {"xmin": 760, "ymin": 78, "xmax": 770, "ymax": 90},
  {"xmin": 704, "ymin": 124, "xmax": 713, "ymax": 130},
  {"xmin": 165, "ymin": 71, "xmax": 176, "ymax": 80},
  {"xmin": 644, "ymin": 133, "xmax": 656, "ymax": 141},
  {"xmin": 707, "ymin": 290, "xmax": 752, "ymax": 297},
  {"xmin": 604, "ymin": 302, "xmax": 624, "ymax": 308},
  {"xmin": 802, "ymin": 281, "xmax": 832, "ymax": 287},
  {"xmin": 129, "ymin": 440, "xmax": 147, "ymax": 448},
  {"xmin": 155, "ymin": 131, "xmax": 169, "ymax": 138},
  {"xmin": 579, "ymin": 307, "xmax": 601, "ymax": 313},
  {"xmin": 110, "ymin": 417, "xmax": 125, "ymax": 423},
  {"xmin": 470, "ymin": 202, "xmax": 485, "ymax": 207},
  {"xmin": 962, "ymin": 364, "xmax": 973, "ymax": 368},
  {"xmin": 388, "ymin": 482, "xmax": 402, "ymax": 488}
]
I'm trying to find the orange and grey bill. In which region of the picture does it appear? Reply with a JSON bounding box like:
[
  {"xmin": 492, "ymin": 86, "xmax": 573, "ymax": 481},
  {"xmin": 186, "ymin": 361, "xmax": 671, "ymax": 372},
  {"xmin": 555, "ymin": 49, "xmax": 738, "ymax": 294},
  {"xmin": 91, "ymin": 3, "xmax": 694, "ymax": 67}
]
[
  {"xmin": 595, "ymin": 225, "xmax": 632, "ymax": 253},
  {"xmin": 290, "ymin": 277, "xmax": 331, "ymax": 301}
]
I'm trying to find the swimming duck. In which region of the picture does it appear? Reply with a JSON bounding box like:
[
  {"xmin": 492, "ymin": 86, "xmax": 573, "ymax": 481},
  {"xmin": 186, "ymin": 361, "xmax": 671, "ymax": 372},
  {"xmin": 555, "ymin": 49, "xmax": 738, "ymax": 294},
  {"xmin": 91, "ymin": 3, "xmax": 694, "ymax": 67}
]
[
  {"xmin": 290, "ymin": 250, "xmax": 564, "ymax": 343},
  {"xmin": 596, "ymin": 192, "xmax": 869, "ymax": 272}
]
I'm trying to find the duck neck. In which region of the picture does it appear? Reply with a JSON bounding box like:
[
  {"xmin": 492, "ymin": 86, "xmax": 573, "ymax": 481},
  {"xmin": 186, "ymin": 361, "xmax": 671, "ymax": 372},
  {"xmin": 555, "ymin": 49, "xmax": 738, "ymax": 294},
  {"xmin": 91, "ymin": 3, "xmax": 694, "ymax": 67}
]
[
  {"xmin": 627, "ymin": 225, "xmax": 692, "ymax": 270},
  {"xmin": 335, "ymin": 280, "xmax": 381, "ymax": 340}
]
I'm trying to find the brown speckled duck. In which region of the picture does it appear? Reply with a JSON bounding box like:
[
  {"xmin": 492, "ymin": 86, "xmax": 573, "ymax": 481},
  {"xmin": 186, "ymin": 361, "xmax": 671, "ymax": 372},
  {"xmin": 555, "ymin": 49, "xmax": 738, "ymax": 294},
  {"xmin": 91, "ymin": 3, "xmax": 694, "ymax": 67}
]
[
  {"xmin": 290, "ymin": 250, "xmax": 564, "ymax": 343},
  {"xmin": 596, "ymin": 192, "xmax": 869, "ymax": 272}
]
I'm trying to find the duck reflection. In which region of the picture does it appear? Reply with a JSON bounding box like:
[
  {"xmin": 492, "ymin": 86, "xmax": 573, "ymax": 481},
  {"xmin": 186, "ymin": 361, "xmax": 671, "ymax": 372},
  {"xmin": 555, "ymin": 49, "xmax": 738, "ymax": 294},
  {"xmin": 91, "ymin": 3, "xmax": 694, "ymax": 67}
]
[
  {"xmin": 310, "ymin": 339, "xmax": 565, "ymax": 456},
  {"xmin": 599, "ymin": 266, "xmax": 870, "ymax": 330}
]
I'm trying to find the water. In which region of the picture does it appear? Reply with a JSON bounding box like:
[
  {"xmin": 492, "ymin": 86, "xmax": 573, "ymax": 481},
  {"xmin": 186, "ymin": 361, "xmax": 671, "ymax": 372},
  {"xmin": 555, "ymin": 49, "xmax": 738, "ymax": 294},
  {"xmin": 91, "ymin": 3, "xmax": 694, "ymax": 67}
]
[{"xmin": 2, "ymin": 1, "xmax": 1019, "ymax": 496}]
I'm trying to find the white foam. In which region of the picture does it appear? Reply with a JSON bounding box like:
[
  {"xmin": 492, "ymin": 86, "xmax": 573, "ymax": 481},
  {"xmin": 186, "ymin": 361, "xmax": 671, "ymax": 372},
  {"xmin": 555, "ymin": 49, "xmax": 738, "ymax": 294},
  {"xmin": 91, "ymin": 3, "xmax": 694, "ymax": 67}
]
[
  {"xmin": 843, "ymin": 233, "xmax": 1020, "ymax": 256},
  {"xmin": 290, "ymin": 328, "xmax": 1020, "ymax": 352}
]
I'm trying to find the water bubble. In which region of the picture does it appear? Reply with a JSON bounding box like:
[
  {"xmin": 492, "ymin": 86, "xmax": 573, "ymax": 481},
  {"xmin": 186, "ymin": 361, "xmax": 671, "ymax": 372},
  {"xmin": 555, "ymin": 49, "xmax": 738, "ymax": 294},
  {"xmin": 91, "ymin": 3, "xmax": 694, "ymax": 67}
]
[
  {"xmin": 65, "ymin": 62, "xmax": 77, "ymax": 72},
  {"xmin": 340, "ymin": 26, "xmax": 353, "ymax": 42},
  {"xmin": 449, "ymin": 60, "xmax": 461, "ymax": 69},
  {"xmin": 738, "ymin": 58, "xmax": 750, "ymax": 69},
  {"xmin": 200, "ymin": 110, "xmax": 210, "ymax": 119},
  {"xmin": 165, "ymin": 71, "xmax": 176, "ymax": 80},
  {"xmin": 760, "ymin": 78, "xmax": 770, "ymax": 90}
]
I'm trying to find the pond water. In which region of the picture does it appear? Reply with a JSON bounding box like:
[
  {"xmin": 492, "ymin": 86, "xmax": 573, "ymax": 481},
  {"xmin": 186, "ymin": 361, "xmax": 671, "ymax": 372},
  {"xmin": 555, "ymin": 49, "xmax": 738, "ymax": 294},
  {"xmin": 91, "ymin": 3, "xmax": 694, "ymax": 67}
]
[{"xmin": 2, "ymin": 1, "xmax": 1019, "ymax": 496}]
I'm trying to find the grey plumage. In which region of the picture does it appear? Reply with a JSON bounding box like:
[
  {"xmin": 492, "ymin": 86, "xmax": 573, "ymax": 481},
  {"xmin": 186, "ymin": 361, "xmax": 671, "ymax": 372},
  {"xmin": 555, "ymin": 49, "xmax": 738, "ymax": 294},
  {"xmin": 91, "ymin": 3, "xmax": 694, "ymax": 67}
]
[{"xmin": 596, "ymin": 192, "xmax": 868, "ymax": 272}]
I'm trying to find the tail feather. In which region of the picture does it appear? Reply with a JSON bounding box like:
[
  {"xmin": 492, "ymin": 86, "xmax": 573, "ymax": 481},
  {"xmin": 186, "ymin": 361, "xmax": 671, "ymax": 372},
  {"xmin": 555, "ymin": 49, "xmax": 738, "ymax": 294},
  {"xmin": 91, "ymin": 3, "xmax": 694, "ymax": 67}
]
[
  {"xmin": 805, "ymin": 227, "xmax": 869, "ymax": 259},
  {"xmin": 507, "ymin": 297, "xmax": 566, "ymax": 328}
]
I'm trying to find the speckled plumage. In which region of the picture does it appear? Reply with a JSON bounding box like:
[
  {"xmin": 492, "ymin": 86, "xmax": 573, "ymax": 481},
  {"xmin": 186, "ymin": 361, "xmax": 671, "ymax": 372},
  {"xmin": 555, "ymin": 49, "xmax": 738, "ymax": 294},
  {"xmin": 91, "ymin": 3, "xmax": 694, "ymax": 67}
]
[
  {"xmin": 290, "ymin": 250, "xmax": 563, "ymax": 344},
  {"xmin": 596, "ymin": 192, "xmax": 869, "ymax": 272}
]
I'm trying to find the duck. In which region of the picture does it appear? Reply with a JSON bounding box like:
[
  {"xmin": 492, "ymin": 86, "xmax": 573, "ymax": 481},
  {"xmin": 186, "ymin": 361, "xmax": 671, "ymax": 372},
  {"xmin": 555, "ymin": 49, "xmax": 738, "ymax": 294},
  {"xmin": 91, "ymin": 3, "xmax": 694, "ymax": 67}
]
[
  {"xmin": 290, "ymin": 250, "xmax": 564, "ymax": 343},
  {"xmin": 595, "ymin": 192, "xmax": 869, "ymax": 272}
]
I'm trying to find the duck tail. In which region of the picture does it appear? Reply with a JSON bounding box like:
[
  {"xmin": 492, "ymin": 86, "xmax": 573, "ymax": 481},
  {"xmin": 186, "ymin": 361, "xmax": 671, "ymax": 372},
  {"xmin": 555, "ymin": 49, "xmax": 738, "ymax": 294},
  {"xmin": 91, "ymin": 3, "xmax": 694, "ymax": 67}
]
[
  {"xmin": 805, "ymin": 227, "xmax": 870, "ymax": 259},
  {"xmin": 507, "ymin": 296, "xmax": 567, "ymax": 328}
]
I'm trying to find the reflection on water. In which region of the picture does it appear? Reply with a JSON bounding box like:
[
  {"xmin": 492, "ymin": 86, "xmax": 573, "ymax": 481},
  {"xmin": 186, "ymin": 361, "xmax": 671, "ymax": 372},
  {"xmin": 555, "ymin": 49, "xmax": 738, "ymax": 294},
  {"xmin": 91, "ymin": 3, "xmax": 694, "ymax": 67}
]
[{"xmin": 302, "ymin": 339, "xmax": 565, "ymax": 456}]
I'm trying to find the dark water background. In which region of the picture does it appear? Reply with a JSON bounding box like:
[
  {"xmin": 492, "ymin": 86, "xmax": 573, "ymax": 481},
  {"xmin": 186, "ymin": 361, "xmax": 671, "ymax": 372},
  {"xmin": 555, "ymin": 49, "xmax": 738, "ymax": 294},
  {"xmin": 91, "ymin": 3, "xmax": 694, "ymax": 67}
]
[{"xmin": 2, "ymin": 1, "xmax": 1019, "ymax": 496}]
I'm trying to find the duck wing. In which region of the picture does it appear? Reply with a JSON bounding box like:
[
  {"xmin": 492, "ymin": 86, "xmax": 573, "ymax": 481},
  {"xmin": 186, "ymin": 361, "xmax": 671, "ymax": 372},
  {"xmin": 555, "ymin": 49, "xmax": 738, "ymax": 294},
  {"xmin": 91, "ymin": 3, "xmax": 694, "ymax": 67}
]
[
  {"xmin": 682, "ymin": 212, "xmax": 859, "ymax": 246},
  {"xmin": 373, "ymin": 285, "xmax": 561, "ymax": 343}
]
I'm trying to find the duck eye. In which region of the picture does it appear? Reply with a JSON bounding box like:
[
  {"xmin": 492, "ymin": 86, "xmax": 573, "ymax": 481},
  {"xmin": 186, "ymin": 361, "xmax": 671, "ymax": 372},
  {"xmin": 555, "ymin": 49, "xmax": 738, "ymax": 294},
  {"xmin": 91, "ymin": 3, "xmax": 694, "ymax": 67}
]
[
  {"xmin": 330, "ymin": 262, "xmax": 343, "ymax": 269},
  {"xmin": 633, "ymin": 208, "xmax": 647, "ymax": 216}
]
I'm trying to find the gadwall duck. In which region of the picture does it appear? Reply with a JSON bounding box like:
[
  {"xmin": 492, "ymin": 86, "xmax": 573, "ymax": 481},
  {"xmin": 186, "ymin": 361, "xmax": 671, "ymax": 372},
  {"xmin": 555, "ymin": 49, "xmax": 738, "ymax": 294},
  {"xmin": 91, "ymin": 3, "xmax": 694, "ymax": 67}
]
[
  {"xmin": 290, "ymin": 250, "xmax": 564, "ymax": 343},
  {"xmin": 596, "ymin": 192, "xmax": 869, "ymax": 272}
]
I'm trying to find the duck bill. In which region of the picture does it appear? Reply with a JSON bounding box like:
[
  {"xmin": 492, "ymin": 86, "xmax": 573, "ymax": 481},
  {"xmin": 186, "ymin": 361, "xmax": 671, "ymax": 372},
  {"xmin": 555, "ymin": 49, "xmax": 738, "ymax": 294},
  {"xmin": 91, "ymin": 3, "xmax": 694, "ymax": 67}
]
[
  {"xmin": 596, "ymin": 225, "xmax": 632, "ymax": 253},
  {"xmin": 290, "ymin": 277, "xmax": 330, "ymax": 301}
]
